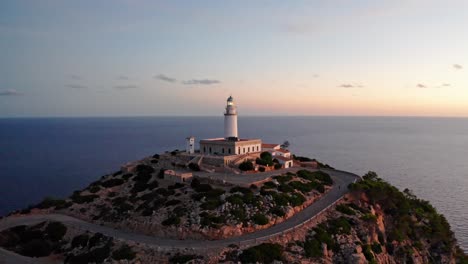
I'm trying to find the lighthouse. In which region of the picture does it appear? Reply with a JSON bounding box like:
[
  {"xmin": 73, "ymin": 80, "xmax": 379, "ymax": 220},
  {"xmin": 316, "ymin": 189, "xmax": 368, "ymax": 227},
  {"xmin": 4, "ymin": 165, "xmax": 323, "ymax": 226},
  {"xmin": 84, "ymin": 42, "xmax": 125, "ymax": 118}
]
[{"xmin": 224, "ymin": 96, "xmax": 238, "ymax": 140}]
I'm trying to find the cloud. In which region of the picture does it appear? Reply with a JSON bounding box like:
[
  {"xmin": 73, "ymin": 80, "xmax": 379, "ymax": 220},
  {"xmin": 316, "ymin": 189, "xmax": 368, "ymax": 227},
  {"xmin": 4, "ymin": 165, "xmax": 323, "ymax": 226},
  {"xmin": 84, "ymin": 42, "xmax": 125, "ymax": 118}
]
[
  {"xmin": 0, "ymin": 89, "xmax": 23, "ymax": 96},
  {"xmin": 416, "ymin": 83, "xmax": 427, "ymax": 88},
  {"xmin": 117, "ymin": 75, "xmax": 129, "ymax": 80},
  {"xmin": 182, "ymin": 79, "xmax": 221, "ymax": 85},
  {"xmin": 113, "ymin": 85, "xmax": 138, "ymax": 90},
  {"xmin": 69, "ymin": 75, "xmax": 83, "ymax": 80},
  {"xmin": 155, "ymin": 74, "xmax": 176, "ymax": 83},
  {"xmin": 66, "ymin": 84, "xmax": 87, "ymax": 89},
  {"xmin": 338, "ymin": 83, "xmax": 363, "ymax": 88},
  {"xmin": 453, "ymin": 64, "xmax": 463, "ymax": 70},
  {"xmin": 441, "ymin": 83, "xmax": 451, "ymax": 87}
]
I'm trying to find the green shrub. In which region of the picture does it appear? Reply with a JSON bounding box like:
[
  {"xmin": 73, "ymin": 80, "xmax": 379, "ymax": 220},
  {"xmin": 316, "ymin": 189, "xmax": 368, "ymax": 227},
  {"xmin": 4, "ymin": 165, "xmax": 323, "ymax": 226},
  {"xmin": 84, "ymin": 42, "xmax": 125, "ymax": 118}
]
[
  {"xmin": 165, "ymin": 199, "xmax": 181, "ymax": 206},
  {"xmin": 133, "ymin": 172, "xmax": 152, "ymax": 183},
  {"xmin": 316, "ymin": 184, "xmax": 325, "ymax": 193},
  {"xmin": 304, "ymin": 239, "xmax": 322, "ymax": 257},
  {"xmin": 239, "ymin": 243, "xmax": 283, "ymax": 264},
  {"xmin": 230, "ymin": 208, "xmax": 247, "ymax": 222},
  {"xmin": 135, "ymin": 164, "xmax": 155, "ymax": 174},
  {"xmin": 45, "ymin": 221, "xmax": 67, "ymax": 241},
  {"xmin": 288, "ymin": 193, "xmax": 306, "ymax": 207},
  {"xmin": 336, "ymin": 204, "xmax": 356, "ymax": 215},
  {"xmin": 20, "ymin": 239, "xmax": 52, "ymax": 257},
  {"xmin": 112, "ymin": 244, "xmax": 136, "ymax": 260},
  {"xmin": 274, "ymin": 163, "xmax": 282, "ymax": 170},
  {"xmin": 168, "ymin": 183, "xmax": 185, "ymax": 190},
  {"xmin": 194, "ymin": 184, "xmax": 213, "ymax": 193},
  {"xmin": 327, "ymin": 217, "xmax": 353, "ymax": 235},
  {"xmin": 252, "ymin": 214, "xmax": 269, "ymax": 225},
  {"xmin": 258, "ymin": 166, "xmax": 266, "ymax": 172},
  {"xmin": 278, "ymin": 184, "xmax": 294, "ymax": 193},
  {"xmin": 101, "ymin": 178, "xmax": 125, "ymax": 188},
  {"xmin": 71, "ymin": 234, "xmax": 89, "ymax": 248},
  {"xmin": 162, "ymin": 216, "xmax": 180, "ymax": 226},
  {"xmin": 188, "ymin": 163, "xmax": 201, "ymax": 171},
  {"xmin": 89, "ymin": 186, "xmax": 101, "ymax": 193},
  {"xmin": 371, "ymin": 242, "xmax": 382, "ymax": 254},
  {"xmin": 263, "ymin": 181, "xmax": 277, "ymax": 189},
  {"xmin": 270, "ymin": 206, "xmax": 286, "ymax": 217},
  {"xmin": 361, "ymin": 213, "xmax": 377, "ymax": 222},
  {"xmin": 71, "ymin": 194, "xmax": 98, "ymax": 204},
  {"xmin": 239, "ymin": 160, "xmax": 255, "ymax": 171},
  {"xmin": 226, "ymin": 194, "xmax": 244, "ymax": 205},
  {"xmin": 201, "ymin": 198, "xmax": 223, "ymax": 210},
  {"xmin": 169, "ymin": 254, "xmax": 202, "ymax": 264},
  {"xmin": 230, "ymin": 186, "xmax": 252, "ymax": 194},
  {"xmin": 363, "ymin": 244, "xmax": 375, "ymax": 262},
  {"xmin": 289, "ymin": 181, "xmax": 315, "ymax": 193},
  {"xmin": 190, "ymin": 177, "xmax": 200, "ymax": 188},
  {"xmin": 36, "ymin": 197, "xmax": 69, "ymax": 209}
]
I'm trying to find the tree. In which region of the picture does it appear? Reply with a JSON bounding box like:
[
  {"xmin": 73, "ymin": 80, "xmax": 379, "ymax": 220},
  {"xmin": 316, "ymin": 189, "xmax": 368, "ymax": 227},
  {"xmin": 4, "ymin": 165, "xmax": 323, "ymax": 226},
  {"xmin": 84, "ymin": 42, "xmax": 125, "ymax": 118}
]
[
  {"xmin": 280, "ymin": 140, "xmax": 290, "ymax": 149},
  {"xmin": 239, "ymin": 160, "xmax": 254, "ymax": 171}
]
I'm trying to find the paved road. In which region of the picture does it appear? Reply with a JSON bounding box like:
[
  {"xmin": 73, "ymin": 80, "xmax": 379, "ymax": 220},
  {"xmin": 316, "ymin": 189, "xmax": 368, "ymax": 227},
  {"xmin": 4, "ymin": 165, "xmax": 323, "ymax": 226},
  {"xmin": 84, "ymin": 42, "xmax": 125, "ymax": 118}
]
[{"xmin": 0, "ymin": 169, "xmax": 359, "ymax": 254}]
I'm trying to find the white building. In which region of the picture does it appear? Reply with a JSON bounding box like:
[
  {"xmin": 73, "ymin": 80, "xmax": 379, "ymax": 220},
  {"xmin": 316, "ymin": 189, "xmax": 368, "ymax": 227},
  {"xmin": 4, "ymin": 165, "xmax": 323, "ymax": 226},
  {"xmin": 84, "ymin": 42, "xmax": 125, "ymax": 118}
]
[
  {"xmin": 186, "ymin": 136, "xmax": 195, "ymax": 154},
  {"xmin": 199, "ymin": 96, "xmax": 262, "ymax": 156}
]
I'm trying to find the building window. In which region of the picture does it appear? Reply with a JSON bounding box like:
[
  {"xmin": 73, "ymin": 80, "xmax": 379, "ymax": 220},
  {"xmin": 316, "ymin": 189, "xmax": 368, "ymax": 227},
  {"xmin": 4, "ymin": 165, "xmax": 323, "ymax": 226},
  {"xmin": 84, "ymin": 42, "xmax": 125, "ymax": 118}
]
[
  {"xmin": 203, "ymin": 146, "xmax": 206, "ymax": 153},
  {"xmin": 222, "ymin": 148, "xmax": 225, "ymax": 154},
  {"xmin": 248, "ymin": 147, "xmax": 250, "ymax": 152},
  {"xmin": 243, "ymin": 148, "xmax": 245, "ymax": 153},
  {"xmin": 228, "ymin": 148, "xmax": 231, "ymax": 154},
  {"xmin": 238, "ymin": 147, "xmax": 240, "ymax": 154},
  {"xmin": 209, "ymin": 147, "xmax": 212, "ymax": 154},
  {"xmin": 257, "ymin": 146, "xmax": 259, "ymax": 151}
]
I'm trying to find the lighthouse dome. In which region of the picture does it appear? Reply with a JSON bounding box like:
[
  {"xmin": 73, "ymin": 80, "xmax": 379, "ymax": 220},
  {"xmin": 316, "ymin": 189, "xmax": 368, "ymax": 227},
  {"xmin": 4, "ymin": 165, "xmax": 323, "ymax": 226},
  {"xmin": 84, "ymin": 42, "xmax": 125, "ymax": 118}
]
[{"xmin": 227, "ymin": 96, "xmax": 234, "ymax": 102}]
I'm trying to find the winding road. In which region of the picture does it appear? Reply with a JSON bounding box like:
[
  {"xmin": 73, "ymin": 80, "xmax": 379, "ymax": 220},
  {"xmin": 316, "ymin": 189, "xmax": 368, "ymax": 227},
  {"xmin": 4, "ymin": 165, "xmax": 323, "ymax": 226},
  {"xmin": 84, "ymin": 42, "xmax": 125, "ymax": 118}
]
[{"xmin": 0, "ymin": 169, "xmax": 359, "ymax": 261}]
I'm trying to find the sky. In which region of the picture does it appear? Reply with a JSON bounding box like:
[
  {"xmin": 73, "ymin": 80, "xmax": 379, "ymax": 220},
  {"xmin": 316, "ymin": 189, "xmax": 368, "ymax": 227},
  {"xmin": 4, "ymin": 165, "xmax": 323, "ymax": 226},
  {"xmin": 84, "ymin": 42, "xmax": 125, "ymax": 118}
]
[{"xmin": 1, "ymin": 0, "xmax": 467, "ymax": 117}]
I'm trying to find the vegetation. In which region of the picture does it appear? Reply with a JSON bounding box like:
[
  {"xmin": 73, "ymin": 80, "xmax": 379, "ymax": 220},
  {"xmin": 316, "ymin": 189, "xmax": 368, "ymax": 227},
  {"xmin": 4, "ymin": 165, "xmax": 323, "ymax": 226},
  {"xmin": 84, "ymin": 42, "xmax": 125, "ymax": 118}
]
[
  {"xmin": 256, "ymin": 152, "xmax": 274, "ymax": 166},
  {"xmin": 169, "ymin": 254, "xmax": 202, "ymax": 264},
  {"xmin": 239, "ymin": 243, "xmax": 283, "ymax": 264},
  {"xmin": 252, "ymin": 214, "xmax": 269, "ymax": 225},
  {"xmin": 188, "ymin": 162, "xmax": 200, "ymax": 171},
  {"xmin": 112, "ymin": 245, "xmax": 136, "ymax": 260},
  {"xmin": 239, "ymin": 160, "xmax": 254, "ymax": 171},
  {"xmin": 349, "ymin": 171, "xmax": 463, "ymax": 261},
  {"xmin": 336, "ymin": 204, "xmax": 356, "ymax": 215}
]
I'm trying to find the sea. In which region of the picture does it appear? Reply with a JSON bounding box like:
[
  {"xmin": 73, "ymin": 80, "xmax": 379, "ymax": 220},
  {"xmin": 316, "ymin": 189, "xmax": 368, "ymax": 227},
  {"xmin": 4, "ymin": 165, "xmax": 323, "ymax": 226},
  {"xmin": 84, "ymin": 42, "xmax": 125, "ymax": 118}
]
[{"xmin": 0, "ymin": 116, "xmax": 467, "ymax": 251}]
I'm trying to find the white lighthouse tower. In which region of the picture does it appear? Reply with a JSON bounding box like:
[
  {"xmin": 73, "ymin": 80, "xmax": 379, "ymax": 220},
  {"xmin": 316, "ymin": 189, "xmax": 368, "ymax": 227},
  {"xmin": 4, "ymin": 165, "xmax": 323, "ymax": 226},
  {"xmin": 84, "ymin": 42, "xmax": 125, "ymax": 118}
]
[{"xmin": 224, "ymin": 96, "xmax": 238, "ymax": 140}]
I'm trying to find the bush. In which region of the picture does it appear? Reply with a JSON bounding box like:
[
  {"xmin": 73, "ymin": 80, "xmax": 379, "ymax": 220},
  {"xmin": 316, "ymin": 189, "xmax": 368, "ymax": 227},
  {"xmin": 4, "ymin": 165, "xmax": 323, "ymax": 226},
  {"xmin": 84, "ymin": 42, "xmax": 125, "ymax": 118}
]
[
  {"xmin": 226, "ymin": 195, "xmax": 244, "ymax": 206},
  {"xmin": 252, "ymin": 214, "xmax": 269, "ymax": 225},
  {"xmin": 239, "ymin": 243, "xmax": 283, "ymax": 264},
  {"xmin": 67, "ymin": 241, "xmax": 112, "ymax": 264},
  {"xmin": 20, "ymin": 239, "xmax": 52, "ymax": 257},
  {"xmin": 371, "ymin": 242, "xmax": 382, "ymax": 254},
  {"xmin": 270, "ymin": 206, "xmax": 286, "ymax": 217},
  {"xmin": 169, "ymin": 254, "xmax": 202, "ymax": 264},
  {"xmin": 101, "ymin": 178, "xmax": 125, "ymax": 188},
  {"xmin": 258, "ymin": 166, "xmax": 266, "ymax": 172},
  {"xmin": 239, "ymin": 160, "xmax": 254, "ymax": 171},
  {"xmin": 36, "ymin": 197, "xmax": 69, "ymax": 209},
  {"xmin": 71, "ymin": 234, "xmax": 89, "ymax": 248},
  {"xmin": 190, "ymin": 178, "xmax": 201, "ymax": 188},
  {"xmin": 45, "ymin": 221, "xmax": 67, "ymax": 241},
  {"xmin": 230, "ymin": 186, "xmax": 252, "ymax": 194},
  {"xmin": 278, "ymin": 183, "xmax": 294, "ymax": 193},
  {"xmin": 165, "ymin": 199, "xmax": 181, "ymax": 206},
  {"xmin": 194, "ymin": 184, "xmax": 213, "ymax": 193},
  {"xmin": 336, "ymin": 204, "xmax": 356, "ymax": 215},
  {"xmin": 71, "ymin": 193, "xmax": 98, "ymax": 204},
  {"xmin": 188, "ymin": 163, "xmax": 201, "ymax": 171},
  {"xmin": 361, "ymin": 213, "xmax": 377, "ymax": 222},
  {"xmin": 133, "ymin": 172, "xmax": 152, "ymax": 183},
  {"xmin": 89, "ymin": 186, "xmax": 101, "ymax": 193},
  {"xmin": 316, "ymin": 184, "xmax": 325, "ymax": 193},
  {"xmin": 260, "ymin": 152, "xmax": 273, "ymax": 165},
  {"xmin": 162, "ymin": 215, "xmax": 180, "ymax": 226},
  {"xmin": 304, "ymin": 239, "xmax": 322, "ymax": 257},
  {"xmin": 112, "ymin": 244, "xmax": 136, "ymax": 260},
  {"xmin": 168, "ymin": 183, "xmax": 185, "ymax": 190},
  {"xmin": 135, "ymin": 164, "xmax": 155, "ymax": 174},
  {"xmin": 274, "ymin": 163, "xmax": 282, "ymax": 170},
  {"xmin": 289, "ymin": 181, "xmax": 315, "ymax": 193},
  {"xmin": 288, "ymin": 193, "xmax": 306, "ymax": 207},
  {"xmin": 201, "ymin": 198, "xmax": 223, "ymax": 210}
]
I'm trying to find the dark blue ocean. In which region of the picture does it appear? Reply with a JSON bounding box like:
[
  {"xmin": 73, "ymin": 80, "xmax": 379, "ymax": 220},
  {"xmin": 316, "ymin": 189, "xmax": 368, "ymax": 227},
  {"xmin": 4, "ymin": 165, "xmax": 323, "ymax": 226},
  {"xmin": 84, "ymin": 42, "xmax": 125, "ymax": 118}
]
[{"xmin": 1, "ymin": 117, "xmax": 467, "ymax": 250}]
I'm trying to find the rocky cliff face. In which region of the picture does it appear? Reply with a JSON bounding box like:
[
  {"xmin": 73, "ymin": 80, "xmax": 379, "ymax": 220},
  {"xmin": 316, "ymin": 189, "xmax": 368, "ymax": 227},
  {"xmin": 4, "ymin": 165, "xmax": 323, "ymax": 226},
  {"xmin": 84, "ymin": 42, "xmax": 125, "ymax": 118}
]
[{"xmin": 220, "ymin": 172, "xmax": 467, "ymax": 264}]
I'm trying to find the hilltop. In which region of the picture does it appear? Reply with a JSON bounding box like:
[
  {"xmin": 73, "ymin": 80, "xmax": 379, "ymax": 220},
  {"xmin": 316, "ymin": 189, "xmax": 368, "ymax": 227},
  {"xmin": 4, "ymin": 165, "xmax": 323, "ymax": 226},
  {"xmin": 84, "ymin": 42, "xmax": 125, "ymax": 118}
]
[{"xmin": 0, "ymin": 153, "xmax": 466, "ymax": 264}]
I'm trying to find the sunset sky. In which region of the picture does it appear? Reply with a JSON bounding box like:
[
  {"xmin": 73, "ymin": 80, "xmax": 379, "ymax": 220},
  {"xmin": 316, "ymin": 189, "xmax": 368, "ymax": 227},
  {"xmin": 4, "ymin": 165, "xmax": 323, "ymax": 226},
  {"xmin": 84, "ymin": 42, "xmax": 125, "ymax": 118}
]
[{"xmin": 1, "ymin": 0, "xmax": 467, "ymax": 117}]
